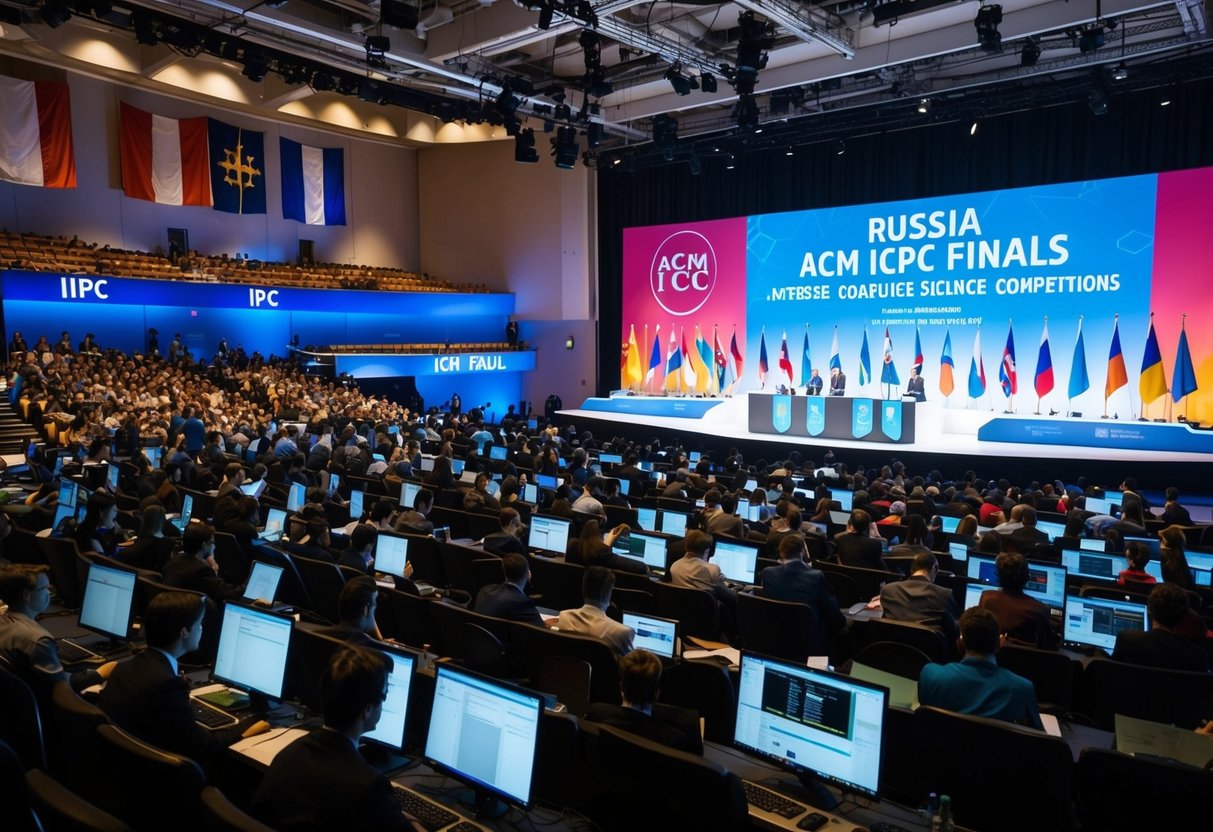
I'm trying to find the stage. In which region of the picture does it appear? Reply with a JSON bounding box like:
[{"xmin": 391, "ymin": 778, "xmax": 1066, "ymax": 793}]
[{"xmin": 560, "ymin": 394, "xmax": 1212, "ymax": 485}]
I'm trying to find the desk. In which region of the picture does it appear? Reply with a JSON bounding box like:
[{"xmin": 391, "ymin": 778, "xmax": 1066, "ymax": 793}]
[{"xmin": 749, "ymin": 394, "xmax": 917, "ymax": 444}]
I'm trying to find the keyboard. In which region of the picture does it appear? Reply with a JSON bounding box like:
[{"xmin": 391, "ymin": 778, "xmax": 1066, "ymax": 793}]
[
  {"xmin": 392, "ymin": 785, "xmax": 461, "ymax": 831},
  {"xmin": 743, "ymin": 780, "xmax": 807, "ymax": 819},
  {"xmin": 191, "ymin": 698, "xmax": 239, "ymax": 730},
  {"xmin": 57, "ymin": 639, "xmax": 102, "ymax": 665}
]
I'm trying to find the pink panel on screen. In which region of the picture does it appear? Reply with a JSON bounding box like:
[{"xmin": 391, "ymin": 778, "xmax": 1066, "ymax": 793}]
[{"xmin": 1152, "ymin": 167, "xmax": 1213, "ymax": 420}]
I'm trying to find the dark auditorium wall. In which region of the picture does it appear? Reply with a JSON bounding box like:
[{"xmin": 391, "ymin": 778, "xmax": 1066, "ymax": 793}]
[
  {"xmin": 0, "ymin": 72, "xmax": 421, "ymax": 271},
  {"xmin": 595, "ymin": 76, "xmax": 1213, "ymax": 397}
]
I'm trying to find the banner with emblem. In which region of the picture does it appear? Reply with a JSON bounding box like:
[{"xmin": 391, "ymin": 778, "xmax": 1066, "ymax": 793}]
[
  {"xmin": 881, "ymin": 400, "xmax": 903, "ymax": 441},
  {"xmin": 851, "ymin": 398, "xmax": 873, "ymax": 438},
  {"xmin": 208, "ymin": 119, "xmax": 266, "ymax": 214},
  {"xmin": 772, "ymin": 395, "xmax": 792, "ymax": 433},
  {"xmin": 806, "ymin": 396, "xmax": 826, "ymax": 436}
]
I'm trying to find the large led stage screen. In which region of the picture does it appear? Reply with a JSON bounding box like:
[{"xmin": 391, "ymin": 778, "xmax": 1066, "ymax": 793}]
[{"xmin": 621, "ymin": 166, "xmax": 1213, "ymax": 426}]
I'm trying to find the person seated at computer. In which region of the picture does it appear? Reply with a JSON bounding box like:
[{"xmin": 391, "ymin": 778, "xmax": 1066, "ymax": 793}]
[
  {"xmin": 118, "ymin": 505, "xmax": 176, "ymax": 572},
  {"xmin": 395, "ymin": 488, "xmax": 435, "ymax": 537},
  {"xmin": 600, "ymin": 478, "xmax": 629, "ymax": 509},
  {"xmin": 424, "ymin": 455, "xmax": 457, "ymax": 491},
  {"xmin": 1158, "ymin": 525, "xmax": 1194, "ymax": 590},
  {"xmin": 977, "ymin": 553, "xmax": 1057, "ymax": 650},
  {"xmin": 1052, "ymin": 509, "xmax": 1086, "ymax": 553},
  {"xmin": 890, "ymin": 515, "xmax": 932, "ymax": 558},
  {"xmin": 670, "ymin": 530, "xmax": 737, "ymax": 629},
  {"xmin": 0, "ymin": 564, "xmax": 117, "ymax": 695},
  {"xmin": 283, "ymin": 519, "xmax": 337, "ymax": 563},
  {"xmin": 462, "ymin": 472, "xmax": 501, "ymax": 514},
  {"xmin": 1159, "ymin": 487, "xmax": 1192, "ymax": 526},
  {"xmin": 585, "ymin": 649, "xmax": 703, "ymax": 754},
  {"xmin": 338, "ymin": 525, "xmax": 380, "ymax": 576},
  {"xmin": 482, "ymin": 508, "xmax": 527, "ymax": 556},
  {"xmin": 918, "ymin": 607, "xmax": 1043, "ymax": 729},
  {"xmin": 700, "ymin": 489, "xmax": 743, "ymax": 539},
  {"xmin": 161, "ymin": 522, "xmax": 245, "ymax": 602},
  {"xmin": 365, "ymin": 499, "xmax": 396, "ymax": 532},
  {"xmin": 98, "ymin": 591, "xmax": 268, "ymax": 766},
  {"xmin": 1111, "ymin": 583, "xmax": 1209, "ymax": 672},
  {"xmin": 1118, "ymin": 541, "xmax": 1157, "ymax": 586},
  {"xmin": 571, "ymin": 478, "xmax": 607, "ymax": 519},
  {"xmin": 473, "ymin": 553, "xmax": 543, "ymax": 626},
  {"xmin": 555, "ymin": 566, "xmax": 635, "ymax": 656},
  {"xmin": 569, "ymin": 520, "xmax": 649, "ymax": 575},
  {"xmin": 318, "ymin": 577, "xmax": 392, "ymax": 646},
  {"xmin": 74, "ymin": 490, "xmax": 124, "ymax": 558},
  {"xmin": 833, "ymin": 510, "xmax": 886, "ymax": 571},
  {"xmin": 214, "ymin": 462, "xmax": 246, "ymax": 502},
  {"xmin": 759, "ymin": 535, "xmax": 845, "ymax": 654},
  {"xmin": 212, "ymin": 495, "xmax": 260, "ymax": 549},
  {"xmin": 253, "ymin": 646, "xmax": 418, "ymax": 832},
  {"xmin": 878, "ymin": 552, "xmax": 958, "ymax": 643}
]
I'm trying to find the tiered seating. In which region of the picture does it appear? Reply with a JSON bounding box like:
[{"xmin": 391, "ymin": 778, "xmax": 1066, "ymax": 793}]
[
  {"xmin": 195, "ymin": 255, "xmax": 485, "ymax": 293},
  {"xmin": 321, "ymin": 342, "xmax": 515, "ymax": 354}
]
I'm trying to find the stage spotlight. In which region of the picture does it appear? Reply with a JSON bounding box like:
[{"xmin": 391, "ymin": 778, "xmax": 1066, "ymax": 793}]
[
  {"xmin": 652, "ymin": 113, "xmax": 678, "ymax": 161},
  {"xmin": 665, "ymin": 65, "xmax": 693, "ymax": 96},
  {"xmin": 734, "ymin": 94, "xmax": 759, "ymax": 131},
  {"xmin": 1111, "ymin": 61, "xmax": 1128, "ymax": 81},
  {"xmin": 700, "ymin": 73, "xmax": 717, "ymax": 93},
  {"xmin": 495, "ymin": 88, "xmax": 521, "ymax": 116},
  {"xmin": 1087, "ymin": 88, "xmax": 1108, "ymax": 116},
  {"xmin": 358, "ymin": 78, "xmax": 386, "ymax": 104},
  {"xmin": 311, "ymin": 70, "xmax": 338, "ymax": 91},
  {"xmin": 1078, "ymin": 26, "xmax": 1104, "ymax": 53},
  {"xmin": 39, "ymin": 1, "xmax": 72, "ymax": 28},
  {"xmin": 833, "ymin": 139, "xmax": 846, "ymax": 156},
  {"xmin": 586, "ymin": 122, "xmax": 602, "ymax": 148},
  {"xmin": 1020, "ymin": 40, "xmax": 1040, "ymax": 67},
  {"xmin": 917, "ymin": 97, "xmax": 930, "ymax": 114},
  {"xmin": 514, "ymin": 129, "xmax": 539, "ymax": 163},
  {"xmin": 550, "ymin": 125, "xmax": 579, "ymax": 169},
  {"xmin": 242, "ymin": 50, "xmax": 270, "ymax": 82},
  {"xmin": 974, "ymin": 4, "xmax": 1002, "ymax": 52},
  {"xmin": 725, "ymin": 154, "xmax": 736, "ymax": 170},
  {"xmin": 365, "ymin": 35, "xmax": 390, "ymax": 67},
  {"xmin": 970, "ymin": 119, "xmax": 979, "ymax": 135}
]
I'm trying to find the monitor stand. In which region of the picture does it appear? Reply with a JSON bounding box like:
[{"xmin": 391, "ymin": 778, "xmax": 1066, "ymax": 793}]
[
  {"xmin": 451, "ymin": 787, "xmax": 510, "ymax": 820},
  {"xmin": 795, "ymin": 772, "xmax": 840, "ymax": 811},
  {"xmin": 360, "ymin": 744, "xmax": 415, "ymax": 776},
  {"xmin": 248, "ymin": 692, "xmax": 296, "ymax": 720}
]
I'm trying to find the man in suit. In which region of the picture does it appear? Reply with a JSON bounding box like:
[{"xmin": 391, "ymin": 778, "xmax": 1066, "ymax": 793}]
[
  {"xmin": 253, "ymin": 647, "xmax": 417, "ymax": 831},
  {"xmin": 585, "ymin": 649, "xmax": 703, "ymax": 754},
  {"xmin": 394, "ymin": 488, "xmax": 435, "ymax": 536},
  {"xmin": 978, "ymin": 552, "xmax": 1058, "ymax": 649},
  {"xmin": 829, "ymin": 367, "xmax": 846, "ymax": 396},
  {"xmin": 98, "ymin": 592, "xmax": 268, "ymax": 766},
  {"xmin": 760, "ymin": 535, "xmax": 846, "ymax": 653},
  {"xmin": 701, "ymin": 489, "xmax": 744, "ymax": 538},
  {"xmin": 316, "ymin": 577, "xmax": 393, "ymax": 647},
  {"xmin": 879, "ymin": 552, "xmax": 958, "ymax": 642},
  {"xmin": 161, "ymin": 522, "xmax": 245, "ymax": 602},
  {"xmin": 482, "ymin": 507, "xmax": 527, "ymax": 556},
  {"xmin": 1113, "ymin": 582, "xmax": 1209, "ymax": 671},
  {"xmin": 214, "ymin": 462, "xmax": 245, "ymax": 501},
  {"xmin": 806, "ymin": 368, "xmax": 824, "ymax": 395},
  {"xmin": 833, "ymin": 510, "xmax": 886, "ymax": 570},
  {"xmin": 555, "ymin": 566, "xmax": 635, "ymax": 656},
  {"xmin": 338, "ymin": 524, "xmax": 378, "ymax": 574},
  {"xmin": 473, "ymin": 553, "xmax": 543, "ymax": 626},
  {"xmin": 905, "ymin": 367, "xmax": 926, "ymax": 401},
  {"xmin": 918, "ymin": 607, "xmax": 1043, "ymax": 729}
]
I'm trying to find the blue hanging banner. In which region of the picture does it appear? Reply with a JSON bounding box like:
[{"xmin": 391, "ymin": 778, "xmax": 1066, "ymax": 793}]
[
  {"xmin": 806, "ymin": 397, "xmax": 826, "ymax": 436},
  {"xmin": 881, "ymin": 399, "xmax": 903, "ymax": 441},
  {"xmin": 852, "ymin": 399, "xmax": 874, "ymax": 438},
  {"xmin": 772, "ymin": 395, "xmax": 793, "ymax": 433}
]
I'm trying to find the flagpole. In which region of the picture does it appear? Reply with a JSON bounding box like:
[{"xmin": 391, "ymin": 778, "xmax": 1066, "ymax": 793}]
[
  {"xmin": 1182, "ymin": 312, "xmax": 1189, "ymax": 422},
  {"xmin": 1007, "ymin": 318, "xmax": 1014, "ymax": 414}
]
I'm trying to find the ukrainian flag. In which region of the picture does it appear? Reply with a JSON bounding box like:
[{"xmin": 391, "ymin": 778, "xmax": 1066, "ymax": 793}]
[{"xmin": 1139, "ymin": 318, "xmax": 1167, "ymax": 403}]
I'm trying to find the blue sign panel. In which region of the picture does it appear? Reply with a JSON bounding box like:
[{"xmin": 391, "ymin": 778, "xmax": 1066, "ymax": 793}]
[
  {"xmin": 334, "ymin": 351, "xmax": 536, "ymax": 379},
  {"xmin": 852, "ymin": 398, "xmax": 874, "ymax": 438},
  {"xmin": 880, "ymin": 400, "xmax": 903, "ymax": 441},
  {"xmin": 579, "ymin": 397, "xmax": 725, "ymax": 419},
  {"xmin": 978, "ymin": 416, "xmax": 1213, "ymax": 454},
  {"xmin": 772, "ymin": 395, "xmax": 792, "ymax": 433},
  {"xmin": 806, "ymin": 397, "xmax": 826, "ymax": 436}
]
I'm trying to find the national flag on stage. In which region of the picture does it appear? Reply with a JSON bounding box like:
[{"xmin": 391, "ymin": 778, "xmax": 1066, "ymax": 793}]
[
  {"xmin": 624, "ymin": 324, "xmax": 643, "ymax": 388},
  {"xmin": 681, "ymin": 328, "xmax": 697, "ymax": 390},
  {"xmin": 646, "ymin": 325, "xmax": 663, "ymax": 388},
  {"xmin": 209, "ymin": 119, "xmax": 266, "ymax": 214},
  {"xmin": 713, "ymin": 326, "xmax": 728, "ymax": 391},
  {"xmin": 800, "ymin": 326, "xmax": 812, "ymax": 387},
  {"xmin": 0, "ymin": 75, "xmax": 75, "ymax": 188},
  {"xmin": 758, "ymin": 328, "xmax": 769, "ymax": 388},
  {"xmin": 880, "ymin": 327, "xmax": 900, "ymax": 386},
  {"xmin": 858, "ymin": 328, "xmax": 872, "ymax": 387},
  {"xmin": 939, "ymin": 329, "xmax": 955, "ymax": 398},
  {"xmin": 1138, "ymin": 318, "xmax": 1167, "ymax": 403},
  {"xmin": 695, "ymin": 326, "xmax": 715, "ymax": 394},
  {"xmin": 664, "ymin": 327, "xmax": 681, "ymax": 392},
  {"xmin": 778, "ymin": 332, "xmax": 794, "ymax": 384},
  {"xmin": 1035, "ymin": 320, "xmax": 1055, "ymax": 399},
  {"xmin": 912, "ymin": 327, "xmax": 924, "ymax": 376},
  {"xmin": 999, "ymin": 322, "xmax": 1018, "ymax": 397},
  {"xmin": 280, "ymin": 137, "xmax": 346, "ymax": 226},
  {"xmin": 730, "ymin": 326, "xmax": 744, "ymax": 383},
  {"xmin": 1105, "ymin": 316, "xmax": 1128, "ymax": 399},
  {"xmin": 1172, "ymin": 319, "xmax": 1198, "ymax": 403},
  {"xmin": 968, "ymin": 328, "xmax": 986, "ymax": 398},
  {"xmin": 829, "ymin": 326, "xmax": 841, "ymax": 372},
  {"xmin": 1069, "ymin": 319, "xmax": 1090, "ymax": 399}
]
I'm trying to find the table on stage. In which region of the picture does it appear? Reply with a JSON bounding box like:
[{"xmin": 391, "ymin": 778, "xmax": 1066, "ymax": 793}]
[{"xmin": 749, "ymin": 392, "xmax": 918, "ymax": 444}]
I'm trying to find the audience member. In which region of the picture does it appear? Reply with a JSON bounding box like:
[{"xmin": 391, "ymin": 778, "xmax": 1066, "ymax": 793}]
[
  {"xmin": 161, "ymin": 522, "xmax": 244, "ymax": 601},
  {"xmin": 978, "ymin": 552, "xmax": 1058, "ymax": 650},
  {"xmin": 584, "ymin": 649, "xmax": 703, "ymax": 754},
  {"xmin": 1111, "ymin": 582, "xmax": 1209, "ymax": 671},
  {"xmin": 879, "ymin": 552, "xmax": 958, "ymax": 642},
  {"xmin": 482, "ymin": 507, "xmax": 527, "ymax": 556},
  {"xmin": 318, "ymin": 577, "xmax": 388, "ymax": 646},
  {"xmin": 759, "ymin": 535, "xmax": 846, "ymax": 653},
  {"xmin": 473, "ymin": 553, "xmax": 542, "ymax": 626},
  {"xmin": 555, "ymin": 566, "xmax": 634, "ymax": 656}
]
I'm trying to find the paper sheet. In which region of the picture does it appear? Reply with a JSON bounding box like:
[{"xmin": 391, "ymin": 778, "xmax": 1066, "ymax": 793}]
[
  {"xmin": 684, "ymin": 646, "xmax": 741, "ymax": 666},
  {"xmin": 1115, "ymin": 714, "xmax": 1213, "ymax": 769},
  {"xmin": 1040, "ymin": 714, "xmax": 1062, "ymax": 737},
  {"xmin": 230, "ymin": 727, "xmax": 310, "ymax": 766}
]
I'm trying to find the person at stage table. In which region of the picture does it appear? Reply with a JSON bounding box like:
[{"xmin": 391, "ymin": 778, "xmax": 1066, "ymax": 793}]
[
  {"xmin": 905, "ymin": 367, "xmax": 926, "ymax": 401},
  {"xmin": 806, "ymin": 369, "xmax": 824, "ymax": 395},
  {"xmin": 829, "ymin": 367, "xmax": 846, "ymax": 396}
]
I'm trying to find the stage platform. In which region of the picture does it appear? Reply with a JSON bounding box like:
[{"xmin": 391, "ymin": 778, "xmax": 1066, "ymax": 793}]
[{"xmin": 561, "ymin": 393, "xmax": 1213, "ymax": 467}]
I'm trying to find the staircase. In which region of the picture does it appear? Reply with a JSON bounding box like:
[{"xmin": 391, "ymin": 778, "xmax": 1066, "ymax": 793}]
[{"xmin": 0, "ymin": 396, "xmax": 39, "ymax": 455}]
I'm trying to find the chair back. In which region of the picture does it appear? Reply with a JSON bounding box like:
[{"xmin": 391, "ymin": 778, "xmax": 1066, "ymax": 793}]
[
  {"xmin": 48, "ymin": 681, "xmax": 109, "ymax": 794},
  {"xmin": 526, "ymin": 556, "xmax": 585, "ymax": 612},
  {"xmin": 659, "ymin": 660, "xmax": 735, "ymax": 744},
  {"xmin": 1075, "ymin": 748, "xmax": 1213, "ymax": 831},
  {"xmin": 438, "ymin": 542, "xmax": 484, "ymax": 595},
  {"xmin": 430, "ymin": 600, "xmax": 510, "ymax": 659},
  {"xmin": 820, "ymin": 569, "xmax": 866, "ymax": 607},
  {"xmin": 0, "ymin": 740, "xmax": 39, "ymax": 832},
  {"xmin": 850, "ymin": 641, "xmax": 933, "ymax": 681},
  {"xmin": 396, "ymin": 534, "xmax": 444, "ymax": 585},
  {"xmin": 379, "ymin": 587, "xmax": 437, "ymax": 650},
  {"xmin": 0, "ymin": 663, "xmax": 46, "ymax": 772},
  {"xmin": 736, "ymin": 593, "xmax": 819, "ymax": 661},
  {"xmin": 92, "ymin": 724, "xmax": 207, "ymax": 832},
  {"xmin": 1080, "ymin": 659, "xmax": 1213, "ymax": 730},
  {"xmin": 251, "ymin": 548, "xmax": 312, "ymax": 610},
  {"xmin": 510, "ymin": 623, "xmax": 621, "ymax": 705},
  {"xmin": 37, "ymin": 536, "xmax": 84, "ymax": 608},
  {"xmin": 284, "ymin": 626, "xmax": 348, "ymax": 711},
  {"xmin": 290, "ymin": 555, "xmax": 348, "ymax": 624},
  {"xmin": 610, "ymin": 587, "xmax": 655, "ymax": 615},
  {"xmin": 817, "ymin": 561, "xmax": 901, "ymax": 602},
  {"xmin": 652, "ymin": 582, "xmax": 719, "ymax": 641},
  {"xmin": 535, "ymin": 655, "xmax": 592, "ymax": 717},
  {"xmin": 852, "ymin": 617, "xmax": 949, "ymax": 663},
  {"xmin": 997, "ymin": 643, "xmax": 1078, "ymax": 709},
  {"xmin": 469, "ymin": 558, "xmax": 506, "ymax": 598},
  {"xmin": 199, "ymin": 786, "xmax": 277, "ymax": 832},
  {"xmin": 461, "ymin": 623, "xmax": 516, "ymax": 679},
  {"xmin": 24, "ymin": 768, "xmax": 133, "ymax": 832},
  {"xmin": 210, "ymin": 533, "xmax": 250, "ymax": 586}
]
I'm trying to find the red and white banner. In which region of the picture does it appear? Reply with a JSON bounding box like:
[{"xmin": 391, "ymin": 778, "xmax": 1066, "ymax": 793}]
[
  {"xmin": 0, "ymin": 75, "xmax": 76, "ymax": 188},
  {"xmin": 119, "ymin": 102, "xmax": 211, "ymax": 205}
]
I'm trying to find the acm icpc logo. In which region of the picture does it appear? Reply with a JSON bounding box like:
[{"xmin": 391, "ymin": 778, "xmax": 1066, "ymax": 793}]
[{"xmin": 649, "ymin": 230, "xmax": 717, "ymax": 317}]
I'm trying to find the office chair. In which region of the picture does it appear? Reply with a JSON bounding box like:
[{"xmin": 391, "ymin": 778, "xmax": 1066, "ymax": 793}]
[
  {"xmin": 0, "ymin": 740, "xmax": 40, "ymax": 832},
  {"xmin": 997, "ymin": 643, "xmax": 1078, "ymax": 710},
  {"xmin": 199, "ymin": 786, "xmax": 278, "ymax": 832},
  {"xmin": 461, "ymin": 623, "xmax": 517, "ymax": 680},
  {"xmin": 91, "ymin": 724, "xmax": 207, "ymax": 832},
  {"xmin": 659, "ymin": 660, "xmax": 734, "ymax": 744},
  {"xmin": 850, "ymin": 641, "xmax": 933, "ymax": 680},
  {"xmin": 652, "ymin": 582, "xmax": 719, "ymax": 641},
  {"xmin": 468, "ymin": 557, "xmax": 506, "ymax": 598},
  {"xmin": 25, "ymin": 768, "xmax": 133, "ymax": 832},
  {"xmin": 1075, "ymin": 747, "xmax": 1213, "ymax": 831},
  {"xmin": 290, "ymin": 555, "xmax": 347, "ymax": 624},
  {"xmin": 379, "ymin": 585, "xmax": 437, "ymax": 649},
  {"xmin": 48, "ymin": 681, "xmax": 109, "ymax": 795},
  {"xmin": 535, "ymin": 655, "xmax": 592, "ymax": 717},
  {"xmin": 736, "ymin": 593, "xmax": 819, "ymax": 662},
  {"xmin": 0, "ymin": 663, "xmax": 47, "ymax": 771},
  {"xmin": 1079, "ymin": 658, "xmax": 1213, "ymax": 730},
  {"xmin": 852, "ymin": 618, "xmax": 949, "ymax": 663}
]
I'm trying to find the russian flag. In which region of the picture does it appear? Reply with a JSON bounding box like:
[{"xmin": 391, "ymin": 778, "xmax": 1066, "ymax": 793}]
[
  {"xmin": 0, "ymin": 75, "xmax": 75, "ymax": 189},
  {"xmin": 778, "ymin": 331, "xmax": 794, "ymax": 383},
  {"xmin": 281, "ymin": 137, "xmax": 346, "ymax": 226},
  {"xmin": 120, "ymin": 103, "xmax": 211, "ymax": 205},
  {"xmin": 1035, "ymin": 320, "xmax": 1054, "ymax": 398}
]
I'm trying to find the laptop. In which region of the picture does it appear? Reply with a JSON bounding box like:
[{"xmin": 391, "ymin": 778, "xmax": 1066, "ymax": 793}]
[
  {"xmin": 240, "ymin": 480, "xmax": 268, "ymax": 499},
  {"xmin": 939, "ymin": 516, "xmax": 961, "ymax": 533},
  {"xmin": 828, "ymin": 510, "xmax": 851, "ymax": 526},
  {"xmin": 712, "ymin": 539, "xmax": 760, "ymax": 587},
  {"xmin": 257, "ymin": 507, "xmax": 287, "ymax": 542},
  {"xmin": 170, "ymin": 494, "xmax": 194, "ymax": 532},
  {"xmin": 948, "ymin": 541, "xmax": 970, "ymax": 562},
  {"xmin": 242, "ymin": 561, "xmax": 290, "ymax": 611},
  {"xmin": 636, "ymin": 507, "xmax": 658, "ymax": 533},
  {"xmin": 623, "ymin": 612, "xmax": 680, "ymax": 660},
  {"xmin": 610, "ymin": 530, "xmax": 668, "ymax": 575}
]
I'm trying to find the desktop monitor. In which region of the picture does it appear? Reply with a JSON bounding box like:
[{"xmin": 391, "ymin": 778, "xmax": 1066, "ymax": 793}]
[
  {"xmin": 1079, "ymin": 538, "xmax": 1107, "ymax": 552},
  {"xmin": 424, "ymin": 663, "xmax": 543, "ymax": 811},
  {"xmin": 966, "ymin": 556, "xmax": 1067, "ymax": 609},
  {"xmin": 637, "ymin": 507, "xmax": 658, "ymax": 532},
  {"xmin": 1035, "ymin": 521, "xmax": 1065, "ymax": 542},
  {"xmin": 489, "ymin": 445, "xmax": 508, "ymax": 461},
  {"xmin": 939, "ymin": 516, "xmax": 961, "ymax": 534},
  {"xmin": 287, "ymin": 482, "xmax": 306, "ymax": 513},
  {"xmin": 1085, "ymin": 496, "xmax": 1113, "ymax": 514},
  {"xmin": 610, "ymin": 530, "xmax": 668, "ymax": 573},
  {"xmin": 828, "ymin": 511, "xmax": 851, "ymax": 526},
  {"xmin": 623, "ymin": 612, "xmax": 679, "ymax": 659},
  {"xmin": 401, "ymin": 481, "xmax": 422, "ymax": 510},
  {"xmin": 79, "ymin": 561, "xmax": 137, "ymax": 641},
  {"xmin": 52, "ymin": 502, "xmax": 75, "ymax": 533},
  {"xmin": 1060, "ymin": 550, "xmax": 1120, "ymax": 582},
  {"xmin": 349, "ymin": 489, "xmax": 365, "ymax": 521},
  {"xmin": 734, "ymin": 652, "xmax": 887, "ymax": 800},
  {"xmin": 57, "ymin": 479, "xmax": 79, "ymax": 509},
  {"xmin": 106, "ymin": 463, "xmax": 120, "ymax": 492},
  {"xmin": 375, "ymin": 533, "xmax": 410, "ymax": 578},
  {"xmin": 963, "ymin": 582, "xmax": 990, "ymax": 610},
  {"xmin": 1106, "ymin": 491, "xmax": 1124, "ymax": 507},
  {"xmin": 712, "ymin": 539, "xmax": 760, "ymax": 585},
  {"xmin": 362, "ymin": 644, "xmax": 418, "ymax": 754},
  {"xmin": 948, "ymin": 541, "xmax": 970, "ymax": 562},
  {"xmin": 243, "ymin": 561, "xmax": 284, "ymax": 603},
  {"xmin": 1123, "ymin": 536, "xmax": 1162, "ymax": 557},
  {"xmin": 213, "ymin": 603, "xmax": 293, "ymax": 701},
  {"xmin": 522, "ymin": 483, "xmax": 538, "ymax": 504},
  {"xmin": 658, "ymin": 510, "xmax": 688, "ymax": 537},
  {"xmin": 613, "ymin": 478, "xmax": 630, "ymax": 497},
  {"xmin": 1063, "ymin": 594, "xmax": 1149, "ymax": 651},
  {"xmin": 598, "ymin": 453, "xmax": 623, "ymax": 465},
  {"xmin": 528, "ymin": 515, "xmax": 571, "ymax": 557},
  {"xmin": 450, "ymin": 458, "xmax": 466, "ymax": 476},
  {"xmin": 831, "ymin": 490, "xmax": 853, "ymax": 512},
  {"xmin": 420, "ymin": 457, "xmax": 435, "ymax": 473}
]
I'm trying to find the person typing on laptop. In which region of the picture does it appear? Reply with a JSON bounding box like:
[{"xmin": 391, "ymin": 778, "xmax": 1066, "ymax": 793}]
[
  {"xmin": 97, "ymin": 592, "xmax": 268, "ymax": 767},
  {"xmin": 0, "ymin": 564, "xmax": 117, "ymax": 695},
  {"xmin": 338, "ymin": 525, "xmax": 379, "ymax": 576}
]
